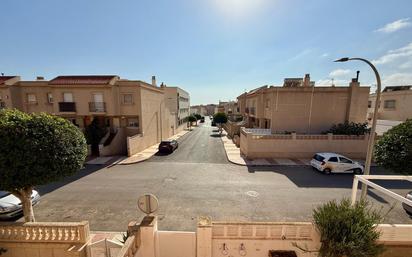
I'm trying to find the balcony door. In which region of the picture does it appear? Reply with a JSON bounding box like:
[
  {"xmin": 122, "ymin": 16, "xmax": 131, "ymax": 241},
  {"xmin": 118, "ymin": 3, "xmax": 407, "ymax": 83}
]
[
  {"xmin": 63, "ymin": 92, "xmax": 73, "ymax": 102},
  {"xmin": 92, "ymin": 93, "xmax": 105, "ymax": 112}
]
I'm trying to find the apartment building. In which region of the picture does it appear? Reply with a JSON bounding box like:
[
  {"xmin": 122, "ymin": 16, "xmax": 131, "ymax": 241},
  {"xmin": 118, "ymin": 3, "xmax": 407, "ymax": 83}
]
[
  {"xmin": 190, "ymin": 105, "xmax": 207, "ymax": 116},
  {"xmin": 0, "ymin": 75, "xmax": 178, "ymax": 156},
  {"xmin": 368, "ymin": 85, "xmax": 412, "ymax": 121},
  {"xmin": 218, "ymin": 101, "xmax": 239, "ymax": 114},
  {"xmin": 162, "ymin": 85, "xmax": 190, "ymax": 126},
  {"xmin": 237, "ymin": 74, "xmax": 370, "ymax": 134}
]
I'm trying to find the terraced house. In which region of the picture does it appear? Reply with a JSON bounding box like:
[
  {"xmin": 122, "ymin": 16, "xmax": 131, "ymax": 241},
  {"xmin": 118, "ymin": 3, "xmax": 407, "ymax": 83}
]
[{"xmin": 0, "ymin": 75, "xmax": 186, "ymax": 156}]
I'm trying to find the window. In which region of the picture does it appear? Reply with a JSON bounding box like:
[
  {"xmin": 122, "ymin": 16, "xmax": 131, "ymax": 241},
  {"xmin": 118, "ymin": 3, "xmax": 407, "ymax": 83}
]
[
  {"xmin": 328, "ymin": 157, "xmax": 338, "ymax": 162},
  {"xmin": 384, "ymin": 100, "xmax": 396, "ymax": 109},
  {"xmin": 47, "ymin": 93, "xmax": 53, "ymax": 103},
  {"xmin": 339, "ymin": 157, "xmax": 353, "ymax": 164},
  {"xmin": 27, "ymin": 94, "xmax": 37, "ymax": 104},
  {"xmin": 368, "ymin": 101, "xmax": 372, "ymax": 108},
  {"xmin": 265, "ymin": 99, "xmax": 270, "ymax": 108},
  {"xmin": 63, "ymin": 92, "xmax": 73, "ymax": 102},
  {"xmin": 127, "ymin": 117, "xmax": 139, "ymax": 127},
  {"xmin": 313, "ymin": 154, "xmax": 325, "ymax": 162},
  {"xmin": 122, "ymin": 94, "xmax": 133, "ymax": 104}
]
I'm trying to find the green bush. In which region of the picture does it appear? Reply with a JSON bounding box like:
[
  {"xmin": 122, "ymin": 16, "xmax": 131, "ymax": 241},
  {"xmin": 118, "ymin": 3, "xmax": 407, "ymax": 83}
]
[
  {"xmin": 323, "ymin": 121, "xmax": 370, "ymax": 135},
  {"xmin": 0, "ymin": 109, "xmax": 87, "ymax": 221},
  {"xmin": 313, "ymin": 199, "xmax": 384, "ymax": 257},
  {"xmin": 374, "ymin": 119, "xmax": 412, "ymax": 174}
]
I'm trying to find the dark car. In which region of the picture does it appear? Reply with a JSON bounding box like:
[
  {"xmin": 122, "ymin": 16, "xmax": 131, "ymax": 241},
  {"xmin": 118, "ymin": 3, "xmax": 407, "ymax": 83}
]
[
  {"xmin": 211, "ymin": 120, "xmax": 216, "ymax": 126},
  {"xmin": 200, "ymin": 117, "xmax": 205, "ymax": 123},
  {"xmin": 402, "ymin": 191, "xmax": 412, "ymax": 216},
  {"xmin": 158, "ymin": 140, "xmax": 178, "ymax": 153}
]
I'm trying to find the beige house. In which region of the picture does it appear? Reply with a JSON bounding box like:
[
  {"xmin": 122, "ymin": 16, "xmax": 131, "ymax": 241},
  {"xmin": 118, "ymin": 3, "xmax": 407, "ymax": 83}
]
[
  {"xmin": 162, "ymin": 85, "xmax": 190, "ymax": 126},
  {"xmin": 237, "ymin": 74, "xmax": 370, "ymax": 134},
  {"xmin": 368, "ymin": 85, "xmax": 412, "ymax": 121},
  {"xmin": 191, "ymin": 105, "xmax": 207, "ymax": 116},
  {"xmin": 0, "ymin": 75, "xmax": 180, "ymax": 156}
]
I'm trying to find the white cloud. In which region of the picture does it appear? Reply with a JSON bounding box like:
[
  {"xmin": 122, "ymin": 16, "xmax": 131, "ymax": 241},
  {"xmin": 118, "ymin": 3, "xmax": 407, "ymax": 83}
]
[
  {"xmin": 375, "ymin": 18, "xmax": 411, "ymax": 33},
  {"xmin": 329, "ymin": 69, "xmax": 351, "ymax": 77},
  {"xmin": 321, "ymin": 53, "xmax": 329, "ymax": 58},
  {"xmin": 382, "ymin": 73, "xmax": 412, "ymax": 86},
  {"xmin": 373, "ymin": 42, "xmax": 412, "ymax": 65}
]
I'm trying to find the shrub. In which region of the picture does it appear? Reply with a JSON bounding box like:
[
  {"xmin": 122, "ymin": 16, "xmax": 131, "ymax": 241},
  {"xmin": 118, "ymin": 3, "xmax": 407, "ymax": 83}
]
[
  {"xmin": 374, "ymin": 119, "xmax": 412, "ymax": 174},
  {"xmin": 323, "ymin": 121, "xmax": 370, "ymax": 135},
  {"xmin": 313, "ymin": 199, "xmax": 384, "ymax": 257}
]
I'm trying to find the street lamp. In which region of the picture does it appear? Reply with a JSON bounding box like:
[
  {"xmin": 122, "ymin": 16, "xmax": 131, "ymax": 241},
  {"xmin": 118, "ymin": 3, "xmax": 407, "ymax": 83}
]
[{"xmin": 334, "ymin": 57, "xmax": 382, "ymax": 200}]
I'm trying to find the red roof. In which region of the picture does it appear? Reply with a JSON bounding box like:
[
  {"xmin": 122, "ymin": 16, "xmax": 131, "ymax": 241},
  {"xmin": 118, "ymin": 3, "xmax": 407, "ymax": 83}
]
[
  {"xmin": 0, "ymin": 76, "xmax": 17, "ymax": 85},
  {"xmin": 49, "ymin": 75, "xmax": 118, "ymax": 85}
]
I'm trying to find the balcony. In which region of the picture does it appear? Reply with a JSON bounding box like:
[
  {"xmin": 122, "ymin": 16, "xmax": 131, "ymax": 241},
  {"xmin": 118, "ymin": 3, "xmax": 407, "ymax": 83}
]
[
  {"xmin": 59, "ymin": 102, "xmax": 76, "ymax": 112},
  {"xmin": 0, "ymin": 101, "xmax": 5, "ymax": 109},
  {"xmin": 89, "ymin": 102, "xmax": 106, "ymax": 113}
]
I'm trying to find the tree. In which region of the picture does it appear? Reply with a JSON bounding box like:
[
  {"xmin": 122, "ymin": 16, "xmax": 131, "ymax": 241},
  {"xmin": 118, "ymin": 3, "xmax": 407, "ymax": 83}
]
[
  {"xmin": 0, "ymin": 109, "xmax": 87, "ymax": 222},
  {"xmin": 187, "ymin": 115, "xmax": 197, "ymax": 130},
  {"xmin": 312, "ymin": 199, "xmax": 385, "ymax": 257},
  {"xmin": 323, "ymin": 121, "xmax": 370, "ymax": 135},
  {"xmin": 213, "ymin": 112, "xmax": 228, "ymax": 134},
  {"xmin": 374, "ymin": 119, "xmax": 412, "ymax": 174},
  {"xmin": 193, "ymin": 113, "xmax": 202, "ymax": 120}
]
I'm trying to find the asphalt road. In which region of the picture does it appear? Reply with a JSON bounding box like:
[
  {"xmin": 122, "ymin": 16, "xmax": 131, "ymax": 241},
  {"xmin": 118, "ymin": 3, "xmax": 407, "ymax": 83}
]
[{"xmin": 29, "ymin": 118, "xmax": 412, "ymax": 232}]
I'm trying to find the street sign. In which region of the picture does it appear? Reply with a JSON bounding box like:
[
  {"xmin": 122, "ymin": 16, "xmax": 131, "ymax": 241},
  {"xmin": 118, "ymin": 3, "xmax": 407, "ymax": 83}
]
[{"xmin": 137, "ymin": 194, "xmax": 159, "ymax": 215}]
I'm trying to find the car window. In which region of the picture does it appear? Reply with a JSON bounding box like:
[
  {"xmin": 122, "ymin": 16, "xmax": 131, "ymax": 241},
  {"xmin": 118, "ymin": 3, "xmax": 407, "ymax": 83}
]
[
  {"xmin": 339, "ymin": 157, "xmax": 353, "ymax": 164},
  {"xmin": 0, "ymin": 191, "xmax": 10, "ymax": 198},
  {"xmin": 328, "ymin": 157, "xmax": 338, "ymax": 162},
  {"xmin": 313, "ymin": 154, "xmax": 325, "ymax": 162}
]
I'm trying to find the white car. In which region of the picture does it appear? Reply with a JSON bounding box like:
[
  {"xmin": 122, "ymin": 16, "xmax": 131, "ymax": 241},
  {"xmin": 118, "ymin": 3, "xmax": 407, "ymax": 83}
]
[
  {"xmin": 310, "ymin": 152, "xmax": 364, "ymax": 175},
  {"xmin": 0, "ymin": 190, "xmax": 40, "ymax": 219}
]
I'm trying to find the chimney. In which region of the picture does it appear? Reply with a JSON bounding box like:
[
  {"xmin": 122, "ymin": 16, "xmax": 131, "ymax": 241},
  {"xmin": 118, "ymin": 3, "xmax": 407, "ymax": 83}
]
[
  {"xmin": 303, "ymin": 74, "xmax": 310, "ymax": 87},
  {"xmin": 36, "ymin": 76, "xmax": 45, "ymax": 81},
  {"xmin": 152, "ymin": 76, "xmax": 157, "ymax": 87},
  {"xmin": 351, "ymin": 71, "xmax": 360, "ymax": 85}
]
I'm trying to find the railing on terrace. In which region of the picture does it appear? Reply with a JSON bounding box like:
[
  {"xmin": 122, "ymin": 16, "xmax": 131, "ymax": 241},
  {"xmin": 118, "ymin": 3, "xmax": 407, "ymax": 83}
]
[
  {"xmin": 211, "ymin": 221, "xmax": 315, "ymax": 241},
  {"xmin": 59, "ymin": 102, "xmax": 76, "ymax": 112},
  {"xmin": 0, "ymin": 221, "xmax": 90, "ymax": 244},
  {"xmin": 116, "ymin": 231, "xmax": 141, "ymax": 257},
  {"xmin": 243, "ymin": 128, "xmax": 271, "ymax": 135},
  {"xmin": 89, "ymin": 102, "xmax": 106, "ymax": 112}
]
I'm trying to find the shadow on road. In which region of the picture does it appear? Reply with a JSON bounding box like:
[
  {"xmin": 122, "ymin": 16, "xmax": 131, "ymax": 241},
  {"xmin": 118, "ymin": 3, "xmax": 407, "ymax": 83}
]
[
  {"xmin": 246, "ymin": 165, "xmax": 411, "ymax": 190},
  {"xmin": 37, "ymin": 164, "xmax": 109, "ymax": 196},
  {"xmin": 210, "ymin": 134, "xmax": 223, "ymax": 138}
]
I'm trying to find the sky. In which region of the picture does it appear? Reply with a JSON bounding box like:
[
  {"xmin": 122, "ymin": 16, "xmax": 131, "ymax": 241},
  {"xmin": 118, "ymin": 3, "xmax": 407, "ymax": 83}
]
[{"xmin": 1, "ymin": 0, "xmax": 412, "ymax": 105}]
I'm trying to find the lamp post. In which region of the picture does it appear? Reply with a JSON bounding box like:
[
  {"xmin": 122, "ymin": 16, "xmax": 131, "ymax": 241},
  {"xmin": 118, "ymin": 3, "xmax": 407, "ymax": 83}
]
[{"xmin": 334, "ymin": 57, "xmax": 382, "ymax": 200}]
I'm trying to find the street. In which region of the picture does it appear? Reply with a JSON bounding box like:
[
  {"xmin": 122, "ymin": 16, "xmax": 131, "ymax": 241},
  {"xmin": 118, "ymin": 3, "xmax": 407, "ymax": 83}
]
[{"xmin": 31, "ymin": 118, "xmax": 412, "ymax": 232}]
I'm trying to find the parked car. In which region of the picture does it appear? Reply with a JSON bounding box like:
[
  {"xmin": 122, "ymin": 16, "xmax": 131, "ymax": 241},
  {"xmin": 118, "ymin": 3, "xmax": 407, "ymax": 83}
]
[
  {"xmin": 158, "ymin": 140, "xmax": 178, "ymax": 153},
  {"xmin": 310, "ymin": 152, "xmax": 364, "ymax": 175},
  {"xmin": 0, "ymin": 190, "xmax": 40, "ymax": 219},
  {"xmin": 200, "ymin": 117, "xmax": 205, "ymax": 123},
  {"xmin": 211, "ymin": 120, "xmax": 216, "ymax": 126},
  {"xmin": 402, "ymin": 191, "xmax": 412, "ymax": 216}
]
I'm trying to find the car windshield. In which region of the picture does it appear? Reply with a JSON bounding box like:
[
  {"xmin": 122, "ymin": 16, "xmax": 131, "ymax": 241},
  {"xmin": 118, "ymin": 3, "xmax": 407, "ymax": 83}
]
[
  {"xmin": 313, "ymin": 154, "xmax": 325, "ymax": 162},
  {"xmin": 160, "ymin": 141, "xmax": 171, "ymax": 144},
  {"xmin": 0, "ymin": 191, "xmax": 11, "ymax": 198}
]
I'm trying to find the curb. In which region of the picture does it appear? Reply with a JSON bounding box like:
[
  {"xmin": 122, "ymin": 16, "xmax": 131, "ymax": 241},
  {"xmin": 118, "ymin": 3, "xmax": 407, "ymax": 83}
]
[{"xmin": 118, "ymin": 129, "xmax": 192, "ymax": 165}]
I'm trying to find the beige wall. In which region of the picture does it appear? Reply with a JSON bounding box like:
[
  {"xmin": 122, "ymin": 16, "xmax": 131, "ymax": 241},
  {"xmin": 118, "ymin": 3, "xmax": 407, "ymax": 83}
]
[
  {"xmin": 240, "ymin": 129, "xmax": 368, "ymax": 159},
  {"xmin": 163, "ymin": 86, "xmax": 190, "ymax": 125},
  {"xmin": 239, "ymin": 82, "xmax": 370, "ymax": 134},
  {"xmin": 368, "ymin": 90, "xmax": 412, "ymax": 121}
]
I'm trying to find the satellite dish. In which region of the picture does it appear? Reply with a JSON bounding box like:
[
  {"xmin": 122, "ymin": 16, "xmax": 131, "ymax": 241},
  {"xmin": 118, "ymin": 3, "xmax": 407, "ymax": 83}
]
[{"xmin": 137, "ymin": 194, "xmax": 159, "ymax": 215}]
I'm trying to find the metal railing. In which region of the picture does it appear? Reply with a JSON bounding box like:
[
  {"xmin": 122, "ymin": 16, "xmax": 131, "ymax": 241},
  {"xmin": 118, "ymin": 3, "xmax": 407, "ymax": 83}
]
[
  {"xmin": 59, "ymin": 102, "xmax": 76, "ymax": 112},
  {"xmin": 89, "ymin": 102, "xmax": 106, "ymax": 112}
]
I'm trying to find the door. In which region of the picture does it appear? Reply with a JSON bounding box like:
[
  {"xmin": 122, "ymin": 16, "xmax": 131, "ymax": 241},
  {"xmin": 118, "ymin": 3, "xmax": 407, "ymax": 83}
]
[
  {"xmin": 93, "ymin": 93, "xmax": 104, "ymax": 112},
  {"xmin": 338, "ymin": 157, "xmax": 354, "ymax": 173},
  {"xmin": 93, "ymin": 93, "xmax": 103, "ymax": 103},
  {"xmin": 327, "ymin": 156, "xmax": 340, "ymax": 172}
]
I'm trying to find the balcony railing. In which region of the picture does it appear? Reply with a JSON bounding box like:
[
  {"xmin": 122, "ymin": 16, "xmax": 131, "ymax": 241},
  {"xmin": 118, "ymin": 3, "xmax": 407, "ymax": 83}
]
[
  {"xmin": 0, "ymin": 101, "xmax": 5, "ymax": 109},
  {"xmin": 89, "ymin": 102, "xmax": 106, "ymax": 112},
  {"xmin": 250, "ymin": 107, "xmax": 256, "ymax": 115},
  {"xmin": 59, "ymin": 102, "xmax": 76, "ymax": 112}
]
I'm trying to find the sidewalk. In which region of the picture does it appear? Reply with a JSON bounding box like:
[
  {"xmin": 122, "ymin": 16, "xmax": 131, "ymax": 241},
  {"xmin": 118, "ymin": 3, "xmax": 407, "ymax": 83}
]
[
  {"xmin": 118, "ymin": 129, "xmax": 191, "ymax": 165},
  {"xmin": 221, "ymin": 135, "xmax": 372, "ymax": 166}
]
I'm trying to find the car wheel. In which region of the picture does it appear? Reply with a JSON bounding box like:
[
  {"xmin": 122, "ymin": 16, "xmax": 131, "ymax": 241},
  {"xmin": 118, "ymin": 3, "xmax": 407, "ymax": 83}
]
[
  {"xmin": 353, "ymin": 168, "xmax": 363, "ymax": 175},
  {"xmin": 323, "ymin": 168, "xmax": 332, "ymax": 175}
]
